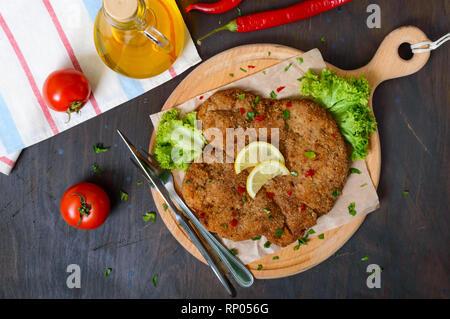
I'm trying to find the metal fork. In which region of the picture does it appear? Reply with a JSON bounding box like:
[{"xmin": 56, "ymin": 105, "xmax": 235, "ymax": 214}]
[{"xmin": 117, "ymin": 130, "xmax": 254, "ymax": 293}]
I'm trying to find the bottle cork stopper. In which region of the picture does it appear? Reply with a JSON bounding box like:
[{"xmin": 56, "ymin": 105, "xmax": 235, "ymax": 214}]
[{"xmin": 103, "ymin": 0, "xmax": 138, "ymax": 22}]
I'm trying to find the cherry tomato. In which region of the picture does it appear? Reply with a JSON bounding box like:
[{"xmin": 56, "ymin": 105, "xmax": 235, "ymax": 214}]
[
  {"xmin": 43, "ymin": 68, "xmax": 91, "ymax": 119},
  {"xmin": 60, "ymin": 182, "xmax": 110, "ymax": 230}
]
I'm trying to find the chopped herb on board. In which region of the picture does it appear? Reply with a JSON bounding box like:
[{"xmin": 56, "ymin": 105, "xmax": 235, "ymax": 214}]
[
  {"xmin": 257, "ymin": 264, "xmax": 263, "ymax": 270},
  {"xmin": 320, "ymin": 36, "xmax": 326, "ymax": 43},
  {"xmin": 152, "ymin": 274, "xmax": 158, "ymax": 287},
  {"xmin": 229, "ymin": 73, "xmax": 234, "ymax": 77},
  {"xmin": 284, "ymin": 63, "xmax": 293, "ymax": 72},
  {"xmin": 402, "ymin": 190, "xmax": 409, "ymax": 195},
  {"xmin": 264, "ymin": 241, "xmax": 271, "ymax": 248},
  {"xmin": 162, "ymin": 203, "xmax": 168, "ymax": 211},
  {"xmin": 120, "ymin": 190, "xmax": 128, "ymax": 201},
  {"xmin": 361, "ymin": 256, "xmax": 369, "ymax": 261},
  {"xmin": 270, "ymin": 90, "xmax": 277, "ymax": 99},
  {"xmin": 308, "ymin": 229, "xmax": 316, "ymax": 235},
  {"xmin": 318, "ymin": 234, "xmax": 325, "ymax": 239},
  {"xmin": 360, "ymin": 183, "xmax": 368, "ymax": 188},
  {"xmin": 268, "ymin": 51, "xmax": 271, "ymax": 56},
  {"xmin": 350, "ymin": 168, "xmax": 361, "ymax": 174},
  {"xmin": 143, "ymin": 212, "xmax": 156, "ymax": 222},
  {"xmin": 296, "ymin": 57, "xmax": 304, "ymax": 64},
  {"xmin": 240, "ymin": 67, "xmax": 247, "ymax": 73},
  {"xmin": 272, "ymin": 256, "xmax": 279, "ymax": 260},
  {"xmin": 137, "ymin": 181, "xmax": 143, "ymax": 186},
  {"xmin": 252, "ymin": 236, "xmax": 261, "ymax": 241},
  {"xmin": 348, "ymin": 202, "xmax": 357, "ymax": 216},
  {"xmin": 93, "ymin": 143, "xmax": 109, "ymax": 154}
]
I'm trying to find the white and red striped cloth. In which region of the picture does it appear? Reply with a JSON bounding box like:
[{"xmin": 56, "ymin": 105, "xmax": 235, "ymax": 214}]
[{"xmin": 0, "ymin": 0, "xmax": 201, "ymax": 175}]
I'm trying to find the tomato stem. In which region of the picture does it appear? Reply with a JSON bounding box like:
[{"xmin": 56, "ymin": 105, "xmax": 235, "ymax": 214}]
[
  {"xmin": 65, "ymin": 101, "xmax": 83, "ymax": 123},
  {"xmin": 71, "ymin": 193, "xmax": 91, "ymax": 226}
]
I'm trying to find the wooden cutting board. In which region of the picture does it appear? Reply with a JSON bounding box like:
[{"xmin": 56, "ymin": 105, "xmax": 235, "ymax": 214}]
[{"xmin": 149, "ymin": 26, "xmax": 430, "ymax": 279}]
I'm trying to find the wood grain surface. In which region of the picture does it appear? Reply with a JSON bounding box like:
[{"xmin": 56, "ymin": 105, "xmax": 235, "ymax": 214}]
[{"xmin": 0, "ymin": 0, "xmax": 448, "ymax": 298}]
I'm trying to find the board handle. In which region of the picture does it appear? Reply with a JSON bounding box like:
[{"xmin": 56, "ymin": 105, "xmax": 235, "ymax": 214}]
[{"xmin": 351, "ymin": 26, "xmax": 431, "ymax": 88}]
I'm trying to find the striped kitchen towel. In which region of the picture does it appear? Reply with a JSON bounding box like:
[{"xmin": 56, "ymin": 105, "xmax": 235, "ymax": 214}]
[{"xmin": 0, "ymin": 0, "xmax": 201, "ymax": 175}]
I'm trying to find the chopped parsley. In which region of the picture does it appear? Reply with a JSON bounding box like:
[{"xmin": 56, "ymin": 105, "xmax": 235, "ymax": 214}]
[
  {"xmin": 162, "ymin": 203, "xmax": 168, "ymax": 211},
  {"xmin": 284, "ymin": 63, "xmax": 293, "ymax": 72},
  {"xmin": 240, "ymin": 67, "xmax": 247, "ymax": 73},
  {"xmin": 268, "ymin": 51, "xmax": 271, "ymax": 56},
  {"xmin": 320, "ymin": 36, "xmax": 326, "ymax": 43},
  {"xmin": 252, "ymin": 236, "xmax": 261, "ymax": 241},
  {"xmin": 275, "ymin": 229, "xmax": 283, "ymax": 237},
  {"xmin": 268, "ymin": 215, "xmax": 274, "ymax": 220},
  {"xmin": 230, "ymin": 249, "xmax": 238, "ymax": 256},
  {"xmin": 242, "ymin": 197, "xmax": 247, "ymax": 203},
  {"xmin": 104, "ymin": 268, "xmax": 112, "ymax": 277},
  {"xmin": 263, "ymin": 208, "xmax": 271, "ymax": 214},
  {"xmin": 92, "ymin": 162, "xmax": 102, "ymax": 174},
  {"xmin": 296, "ymin": 57, "xmax": 304, "ymax": 64},
  {"xmin": 238, "ymin": 93, "xmax": 246, "ymax": 100},
  {"xmin": 360, "ymin": 183, "xmax": 368, "ymax": 187},
  {"xmin": 93, "ymin": 143, "xmax": 109, "ymax": 154},
  {"xmin": 208, "ymin": 178, "xmax": 213, "ymax": 183},
  {"xmin": 120, "ymin": 190, "xmax": 128, "ymax": 201},
  {"xmin": 262, "ymin": 71, "xmax": 266, "ymax": 75},
  {"xmin": 308, "ymin": 229, "xmax": 316, "ymax": 235},
  {"xmin": 361, "ymin": 256, "xmax": 369, "ymax": 261},
  {"xmin": 348, "ymin": 202, "xmax": 357, "ymax": 216},
  {"xmin": 402, "ymin": 190, "xmax": 409, "ymax": 195},
  {"xmin": 270, "ymin": 90, "xmax": 277, "ymax": 99},
  {"xmin": 152, "ymin": 274, "xmax": 158, "ymax": 287},
  {"xmin": 185, "ymin": 180, "xmax": 191, "ymax": 184},
  {"xmin": 318, "ymin": 234, "xmax": 325, "ymax": 239},
  {"xmin": 332, "ymin": 189, "xmax": 339, "ymax": 197},
  {"xmin": 294, "ymin": 231, "xmax": 312, "ymax": 250},
  {"xmin": 350, "ymin": 168, "xmax": 361, "ymax": 174},
  {"xmin": 229, "ymin": 73, "xmax": 234, "ymax": 77},
  {"xmin": 264, "ymin": 241, "xmax": 271, "ymax": 248},
  {"xmin": 143, "ymin": 212, "xmax": 156, "ymax": 222},
  {"xmin": 272, "ymin": 256, "xmax": 279, "ymax": 260},
  {"xmin": 257, "ymin": 264, "xmax": 263, "ymax": 270},
  {"xmin": 304, "ymin": 151, "xmax": 316, "ymax": 159},
  {"xmin": 247, "ymin": 111, "xmax": 255, "ymax": 120},
  {"xmin": 221, "ymin": 224, "xmax": 228, "ymax": 229},
  {"xmin": 137, "ymin": 181, "xmax": 143, "ymax": 186},
  {"xmin": 283, "ymin": 110, "xmax": 290, "ymax": 119},
  {"xmin": 252, "ymin": 96, "xmax": 260, "ymax": 108}
]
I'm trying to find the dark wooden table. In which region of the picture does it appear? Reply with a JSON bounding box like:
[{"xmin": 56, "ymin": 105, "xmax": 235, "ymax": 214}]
[{"xmin": 0, "ymin": 0, "xmax": 448, "ymax": 299}]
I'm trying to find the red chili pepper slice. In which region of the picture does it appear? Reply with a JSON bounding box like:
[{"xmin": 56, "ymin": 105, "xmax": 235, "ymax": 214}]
[
  {"xmin": 267, "ymin": 192, "xmax": 275, "ymax": 198},
  {"xmin": 239, "ymin": 107, "xmax": 245, "ymax": 115},
  {"xmin": 186, "ymin": 0, "xmax": 243, "ymax": 14},
  {"xmin": 286, "ymin": 102, "xmax": 292, "ymax": 107},
  {"xmin": 231, "ymin": 218, "xmax": 238, "ymax": 227},
  {"xmin": 248, "ymin": 65, "xmax": 256, "ymax": 69},
  {"xmin": 330, "ymin": 133, "xmax": 336, "ymax": 138},
  {"xmin": 301, "ymin": 204, "xmax": 306, "ymax": 211},
  {"xmin": 304, "ymin": 169, "xmax": 315, "ymax": 177},
  {"xmin": 287, "ymin": 190, "xmax": 292, "ymax": 196},
  {"xmin": 199, "ymin": 96, "xmax": 204, "ymax": 100},
  {"xmin": 276, "ymin": 86, "xmax": 285, "ymax": 93},
  {"xmin": 254, "ymin": 116, "xmax": 264, "ymax": 122},
  {"xmin": 237, "ymin": 186, "xmax": 245, "ymax": 194}
]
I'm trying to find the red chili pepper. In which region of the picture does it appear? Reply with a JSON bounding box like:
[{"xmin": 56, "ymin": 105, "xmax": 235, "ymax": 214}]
[
  {"xmin": 305, "ymin": 169, "xmax": 315, "ymax": 177},
  {"xmin": 254, "ymin": 116, "xmax": 264, "ymax": 122},
  {"xmin": 287, "ymin": 189, "xmax": 292, "ymax": 196},
  {"xmin": 248, "ymin": 65, "xmax": 256, "ymax": 69},
  {"xmin": 237, "ymin": 186, "xmax": 245, "ymax": 194},
  {"xmin": 186, "ymin": 0, "xmax": 243, "ymax": 14},
  {"xmin": 199, "ymin": 95, "xmax": 204, "ymax": 100},
  {"xmin": 239, "ymin": 107, "xmax": 245, "ymax": 115},
  {"xmin": 276, "ymin": 86, "xmax": 285, "ymax": 93},
  {"xmin": 330, "ymin": 133, "xmax": 336, "ymax": 138},
  {"xmin": 301, "ymin": 204, "xmax": 306, "ymax": 211},
  {"xmin": 267, "ymin": 192, "xmax": 275, "ymax": 198},
  {"xmin": 231, "ymin": 218, "xmax": 238, "ymax": 227},
  {"xmin": 198, "ymin": 0, "xmax": 353, "ymax": 43},
  {"xmin": 286, "ymin": 102, "xmax": 292, "ymax": 107}
]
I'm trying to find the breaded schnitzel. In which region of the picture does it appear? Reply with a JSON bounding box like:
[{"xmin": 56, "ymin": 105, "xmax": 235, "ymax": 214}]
[{"xmin": 182, "ymin": 89, "xmax": 349, "ymax": 247}]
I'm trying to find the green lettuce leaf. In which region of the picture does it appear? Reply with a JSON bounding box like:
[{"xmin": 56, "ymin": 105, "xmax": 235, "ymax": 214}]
[
  {"xmin": 153, "ymin": 109, "xmax": 206, "ymax": 170},
  {"xmin": 300, "ymin": 69, "xmax": 377, "ymax": 161}
]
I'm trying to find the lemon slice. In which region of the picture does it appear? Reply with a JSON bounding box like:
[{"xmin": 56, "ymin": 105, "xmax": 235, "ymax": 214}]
[
  {"xmin": 235, "ymin": 141, "xmax": 285, "ymax": 174},
  {"xmin": 246, "ymin": 160, "xmax": 290, "ymax": 199}
]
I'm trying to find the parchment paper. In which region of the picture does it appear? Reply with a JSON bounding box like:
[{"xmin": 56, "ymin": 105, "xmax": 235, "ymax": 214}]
[{"xmin": 150, "ymin": 49, "xmax": 380, "ymax": 265}]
